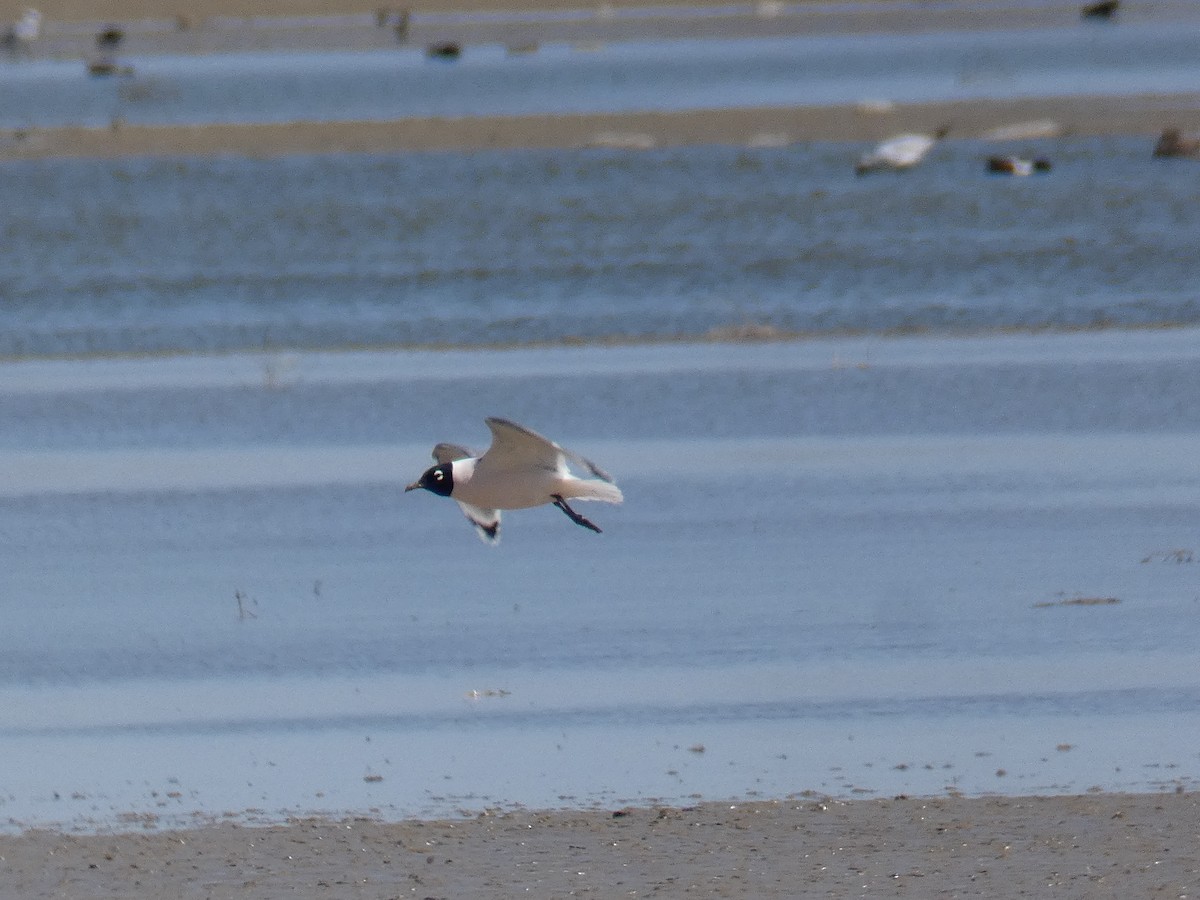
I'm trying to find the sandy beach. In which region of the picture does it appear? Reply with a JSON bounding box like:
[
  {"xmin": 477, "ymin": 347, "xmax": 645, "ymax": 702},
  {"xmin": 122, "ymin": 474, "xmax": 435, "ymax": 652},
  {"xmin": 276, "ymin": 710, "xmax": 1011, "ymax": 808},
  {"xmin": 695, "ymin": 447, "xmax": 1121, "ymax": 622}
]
[{"xmin": 2, "ymin": 792, "xmax": 1197, "ymax": 897}]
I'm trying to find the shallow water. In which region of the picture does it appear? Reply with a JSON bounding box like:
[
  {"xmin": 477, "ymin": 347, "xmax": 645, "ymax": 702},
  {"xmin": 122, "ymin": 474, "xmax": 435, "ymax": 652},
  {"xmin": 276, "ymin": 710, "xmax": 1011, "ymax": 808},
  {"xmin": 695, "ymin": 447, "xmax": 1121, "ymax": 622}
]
[
  {"xmin": 0, "ymin": 330, "xmax": 1198, "ymax": 830},
  {"xmin": 3, "ymin": 139, "xmax": 1200, "ymax": 359},
  {"xmin": 2, "ymin": 101, "xmax": 1200, "ymax": 828},
  {"xmin": 2, "ymin": 21, "xmax": 1200, "ymax": 128}
]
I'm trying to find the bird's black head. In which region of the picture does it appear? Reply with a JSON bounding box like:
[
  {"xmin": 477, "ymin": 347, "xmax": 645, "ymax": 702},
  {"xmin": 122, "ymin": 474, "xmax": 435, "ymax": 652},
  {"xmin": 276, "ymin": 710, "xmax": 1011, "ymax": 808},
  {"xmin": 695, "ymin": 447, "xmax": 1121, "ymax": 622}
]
[{"xmin": 406, "ymin": 462, "xmax": 454, "ymax": 497}]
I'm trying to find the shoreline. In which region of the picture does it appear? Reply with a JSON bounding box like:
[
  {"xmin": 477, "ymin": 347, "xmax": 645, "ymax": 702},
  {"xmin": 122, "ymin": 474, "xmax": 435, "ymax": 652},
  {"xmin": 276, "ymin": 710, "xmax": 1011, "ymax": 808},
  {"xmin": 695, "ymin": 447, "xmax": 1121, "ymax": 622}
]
[
  {"xmin": 4, "ymin": 93, "xmax": 1199, "ymax": 160},
  {"xmin": 2, "ymin": 791, "xmax": 1196, "ymax": 896},
  {"xmin": 3, "ymin": 319, "xmax": 1199, "ymax": 370}
]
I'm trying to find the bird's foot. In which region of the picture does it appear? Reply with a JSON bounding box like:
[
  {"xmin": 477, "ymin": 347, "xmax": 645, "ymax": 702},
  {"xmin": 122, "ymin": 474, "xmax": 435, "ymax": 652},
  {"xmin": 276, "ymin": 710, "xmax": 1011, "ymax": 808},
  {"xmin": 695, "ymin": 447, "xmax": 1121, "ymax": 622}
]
[{"xmin": 552, "ymin": 495, "xmax": 602, "ymax": 533}]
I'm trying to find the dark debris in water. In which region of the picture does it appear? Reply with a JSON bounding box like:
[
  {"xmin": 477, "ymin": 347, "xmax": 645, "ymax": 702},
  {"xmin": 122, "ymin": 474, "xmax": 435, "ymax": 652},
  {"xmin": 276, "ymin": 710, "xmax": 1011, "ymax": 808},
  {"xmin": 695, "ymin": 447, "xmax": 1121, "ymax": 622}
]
[
  {"xmin": 1033, "ymin": 596, "xmax": 1121, "ymax": 608},
  {"xmin": 1140, "ymin": 549, "xmax": 1194, "ymax": 564}
]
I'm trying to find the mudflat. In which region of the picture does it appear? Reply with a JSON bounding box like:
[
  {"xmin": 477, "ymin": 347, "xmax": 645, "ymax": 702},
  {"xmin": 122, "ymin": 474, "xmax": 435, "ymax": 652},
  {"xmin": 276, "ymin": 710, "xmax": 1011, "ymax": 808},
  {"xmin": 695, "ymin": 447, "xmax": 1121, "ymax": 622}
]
[{"xmin": 2, "ymin": 792, "xmax": 1196, "ymax": 898}]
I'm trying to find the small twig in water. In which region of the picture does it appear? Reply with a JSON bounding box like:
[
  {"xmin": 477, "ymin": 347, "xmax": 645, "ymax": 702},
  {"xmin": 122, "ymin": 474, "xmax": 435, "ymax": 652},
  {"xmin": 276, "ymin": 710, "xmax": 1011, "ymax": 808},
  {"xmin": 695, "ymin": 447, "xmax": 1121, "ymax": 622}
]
[
  {"xmin": 1140, "ymin": 549, "xmax": 1194, "ymax": 564},
  {"xmin": 1033, "ymin": 596, "xmax": 1120, "ymax": 608},
  {"xmin": 235, "ymin": 590, "xmax": 257, "ymax": 621}
]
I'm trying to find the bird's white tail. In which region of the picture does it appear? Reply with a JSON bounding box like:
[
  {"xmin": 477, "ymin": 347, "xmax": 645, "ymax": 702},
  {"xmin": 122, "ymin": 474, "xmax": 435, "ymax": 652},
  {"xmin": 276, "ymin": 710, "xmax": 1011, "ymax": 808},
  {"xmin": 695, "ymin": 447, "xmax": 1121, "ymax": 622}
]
[{"xmin": 564, "ymin": 479, "xmax": 623, "ymax": 504}]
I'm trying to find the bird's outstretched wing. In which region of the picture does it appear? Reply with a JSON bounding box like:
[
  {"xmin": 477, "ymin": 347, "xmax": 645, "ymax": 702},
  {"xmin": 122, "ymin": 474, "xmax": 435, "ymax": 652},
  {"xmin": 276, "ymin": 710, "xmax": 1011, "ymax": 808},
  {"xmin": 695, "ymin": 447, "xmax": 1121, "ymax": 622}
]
[
  {"xmin": 481, "ymin": 417, "xmax": 615, "ymax": 482},
  {"xmin": 433, "ymin": 442, "xmax": 474, "ymax": 464},
  {"xmin": 455, "ymin": 500, "xmax": 500, "ymax": 544}
]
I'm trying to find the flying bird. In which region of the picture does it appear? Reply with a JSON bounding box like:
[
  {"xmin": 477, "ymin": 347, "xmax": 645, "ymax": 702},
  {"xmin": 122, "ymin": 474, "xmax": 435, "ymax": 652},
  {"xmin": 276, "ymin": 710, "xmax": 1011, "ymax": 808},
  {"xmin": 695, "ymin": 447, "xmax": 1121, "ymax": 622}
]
[
  {"xmin": 406, "ymin": 417, "xmax": 623, "ymax": 543},
  {"xmin": 855, "ymin": 126, "xmax": 950, "ymax": 175}
]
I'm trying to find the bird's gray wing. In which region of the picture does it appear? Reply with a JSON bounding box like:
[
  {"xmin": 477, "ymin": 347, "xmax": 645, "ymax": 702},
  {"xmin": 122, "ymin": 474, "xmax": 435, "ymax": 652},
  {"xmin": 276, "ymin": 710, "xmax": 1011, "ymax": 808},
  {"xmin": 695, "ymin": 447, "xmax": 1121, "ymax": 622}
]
[
  {"xmin": 482, "ymin": 417, "xmax": 614, "ymax": 482},
  {"xmin": 455, "ymin": 501, "xmax": 500, "ymax": 545},
  {"xmin": 433, "ymin": 442, "xmax": 475, "ymax": 464}
]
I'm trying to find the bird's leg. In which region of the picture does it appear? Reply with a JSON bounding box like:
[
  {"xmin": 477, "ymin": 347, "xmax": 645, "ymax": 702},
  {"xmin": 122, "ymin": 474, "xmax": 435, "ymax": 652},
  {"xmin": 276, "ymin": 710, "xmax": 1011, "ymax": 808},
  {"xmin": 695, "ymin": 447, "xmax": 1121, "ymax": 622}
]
[{"xmin": 552, "ymin": 495, "xmax": 602, "ymax": 533}]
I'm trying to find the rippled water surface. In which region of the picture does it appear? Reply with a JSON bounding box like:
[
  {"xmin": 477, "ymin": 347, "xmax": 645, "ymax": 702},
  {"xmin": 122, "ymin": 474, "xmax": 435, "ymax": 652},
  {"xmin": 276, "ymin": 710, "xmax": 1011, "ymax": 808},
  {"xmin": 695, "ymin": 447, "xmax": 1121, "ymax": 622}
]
[
  {"xmin": 3, "ymin": 138, "xmax": 1200, "ymax": 359},
  {"xmin": 1, "ymin": 328, "xmax": 1199, "ymax": 830},
  {"xmin": 1, "ymin": 110, "xmax": 1199, "ymax": 830}
]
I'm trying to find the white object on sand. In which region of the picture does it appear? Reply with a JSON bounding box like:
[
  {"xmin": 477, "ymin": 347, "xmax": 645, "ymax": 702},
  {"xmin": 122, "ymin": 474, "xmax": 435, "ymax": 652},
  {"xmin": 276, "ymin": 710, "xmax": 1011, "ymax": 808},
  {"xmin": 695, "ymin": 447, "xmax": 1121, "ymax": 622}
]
[
  {"xmin": 855, "ymin": 99, "xmax": 897, "ymax": 115},
  {"xmin": 982, "ymin": 120, "xmax": 1064, "ymax": 141},
  {"xmin": 589, "ymin": 131, "xmax": 657, "ymax": 150}
]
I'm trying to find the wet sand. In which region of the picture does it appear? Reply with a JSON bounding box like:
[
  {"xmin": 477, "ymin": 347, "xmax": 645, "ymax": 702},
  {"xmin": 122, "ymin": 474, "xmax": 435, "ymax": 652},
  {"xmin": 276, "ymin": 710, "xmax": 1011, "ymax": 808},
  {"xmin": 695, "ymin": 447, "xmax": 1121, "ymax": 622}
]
[
  {"xmin": 16, "ymin": 0, "xmax": 1189, "ymax": 26},
  {"xmin": 4, "ymin": 93, "xmax": 1199, "ymax": 160},
  {"xmin": 2, "ymin": 792, "xmax": 1196, "ymax": 897},
  {"xmin": 11, "ymin": 0, "xmax": 755, "ymax": 21}
]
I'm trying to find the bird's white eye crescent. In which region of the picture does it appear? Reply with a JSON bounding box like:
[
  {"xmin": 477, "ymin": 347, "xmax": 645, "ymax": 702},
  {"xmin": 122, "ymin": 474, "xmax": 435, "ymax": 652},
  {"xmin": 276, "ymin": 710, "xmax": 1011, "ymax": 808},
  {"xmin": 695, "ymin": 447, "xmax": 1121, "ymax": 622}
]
[{"xmin": 434, "ymin": 470, "xmax": 444, "ymax": 480}]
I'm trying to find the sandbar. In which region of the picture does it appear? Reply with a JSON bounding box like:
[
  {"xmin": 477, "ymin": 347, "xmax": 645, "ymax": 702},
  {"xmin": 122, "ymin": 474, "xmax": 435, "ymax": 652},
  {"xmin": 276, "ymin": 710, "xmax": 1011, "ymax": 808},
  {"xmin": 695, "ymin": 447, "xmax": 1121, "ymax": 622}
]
[{"xmin": 3, "ymin": 93, "xmax": 1199, "ymax": 160}]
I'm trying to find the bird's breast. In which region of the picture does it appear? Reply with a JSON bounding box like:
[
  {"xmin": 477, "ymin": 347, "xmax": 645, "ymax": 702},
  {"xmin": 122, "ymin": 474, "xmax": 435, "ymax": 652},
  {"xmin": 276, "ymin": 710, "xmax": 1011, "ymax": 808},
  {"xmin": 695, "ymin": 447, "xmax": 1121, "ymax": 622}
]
[{"xmin": 452, "ymin": 468, "xmax": 564, "ymax": 511}]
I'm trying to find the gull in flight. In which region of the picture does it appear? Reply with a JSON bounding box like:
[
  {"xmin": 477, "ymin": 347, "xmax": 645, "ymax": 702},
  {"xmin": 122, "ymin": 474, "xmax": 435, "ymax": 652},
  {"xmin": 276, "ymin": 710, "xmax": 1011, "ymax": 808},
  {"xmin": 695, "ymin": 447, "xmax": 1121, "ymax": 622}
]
[{"xmin": 406, "ymin": 417, "xmax": 623, "ymax": 543}]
